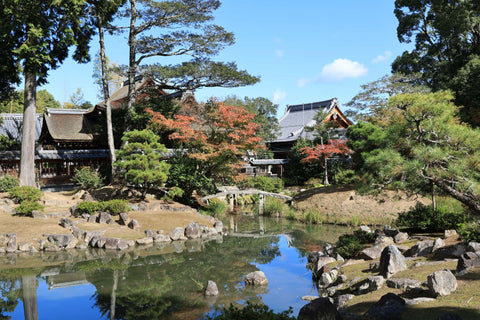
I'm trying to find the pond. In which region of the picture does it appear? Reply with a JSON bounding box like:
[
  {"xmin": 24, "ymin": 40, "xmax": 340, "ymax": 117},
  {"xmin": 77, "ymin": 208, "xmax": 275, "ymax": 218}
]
[{"xmin": 0, "ymin": 215, "xmax": 351, "ymax": 320}]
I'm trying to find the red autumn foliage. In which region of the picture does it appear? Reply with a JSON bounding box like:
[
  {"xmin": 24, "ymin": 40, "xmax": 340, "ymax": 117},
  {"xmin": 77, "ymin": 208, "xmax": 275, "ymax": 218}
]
[{"xmin": 300, "ymin": 139, "xmax": 351, "ymax": 163}]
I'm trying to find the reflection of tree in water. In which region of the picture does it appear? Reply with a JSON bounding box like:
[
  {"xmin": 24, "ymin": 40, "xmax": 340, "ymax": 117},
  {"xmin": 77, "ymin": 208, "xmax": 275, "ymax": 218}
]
[
  {"xmin": 0, "ymin": 279, "xmax": 21, "ymax": 320},
  {"xmin": 88, "ymin": 236, "xmax": 280, "ymax": 320}
]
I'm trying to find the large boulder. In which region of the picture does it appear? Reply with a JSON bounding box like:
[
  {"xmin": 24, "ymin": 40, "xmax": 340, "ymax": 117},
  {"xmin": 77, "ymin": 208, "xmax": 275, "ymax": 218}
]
[
  {"xmin": 104, "ymin": 238, "xmax": 128, "ymax": 250},
  {"xmin": 204, "ymin": 280, "xmax": 219, "ymax": 296},
  {"xmin": 427, "ymin": 269, "xmax": 457, "ymax": 297},
  {"xmin": 244, "ymin": 271, "xmax": 268, "ymax": 286},
  {"xmin": 356, "ymin": 276, "xmax": 384, "ymax": 295},
  {"xmin": 434, "ymin": 243, "xmax": 467, "ymax": 259},
  {"xmin": 432, "ymin": 238, "xmax": 446, "ymax": 252},
  {"xmin": 406, "ymin": 240, "xmax": 434, "ymax": 257},
  {"xmin": 185, "ymin": 222, "xmax": 201, "ymax": 239},
  {"xmin": 47, "ymin": 234, "xmax": 74, "ymax": 248},
  {"xmin": 6, "ymin": 233, "xmax": 17, "ymax": 253},
  {"xmin": 456, "ymin": 252, "xmax": 480, "ymax": 273},
  {"xmin": 318, "ymin": 267, "xmax": 339, "ymax": 288},
  {"xmin": 297, "ymin": 297, "xmax": 342, "ymax": 320},
  {"xmin": 378, "ymin": 245, "xmax": 407, "ymax": 278},
  {"xmin": 118, "ymin": 212, "xmax": 130, "ymax": 226},
  {"xmin": 169, "ymin": 227, "xmax": 186, "ymax": 241},
  {"xmin": 393, "ymin": 232, "xmax": 409, "ymax": 244},
  {"xmin": 386, "ymin": 278, "xmax": 420, "ymax": 290},
  {"xmin": 467, "ymin": 242, "xmax": 480, "ymax": 253},
  {"xmin": 363, "ymin": 293, "xmax": 406, "ymax": 320},
  {"xmin": 359, "ymin": 245, "xmax": 384, "ymax": 260}
]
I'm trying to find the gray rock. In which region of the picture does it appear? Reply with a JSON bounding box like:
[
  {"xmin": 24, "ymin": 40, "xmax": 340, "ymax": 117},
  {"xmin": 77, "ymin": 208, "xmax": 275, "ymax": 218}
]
[
  {"xmin": 32, "ymin": 211, "xmax": 48, "ymax": 219},
  {"xmin": 466, "ymin": 242, "xmax": 480, "ymax": 253},
  {"xmin": 153, "ymin": 234, "xmax": 171, "ymax": 242},
  {"xmin": 359, "ymin": 225, "xmax": 372, "ymax": 233},
  {"xmin": 308, "ymin": 251, "xmax": 326, "ymax": 265},
  {"xmin": 84, "ymin": 230, "xmax": 105, "ymax": 243},
  {"xmin": 394, "ymin": 232, "xmax": 409, "ymax": 243},
  {"xmin": 432, "ymin": 238, "xmax": 445, "ymax": 252},
  {"xmin": 434, "ymin": 243, "xmax": 467, "ymax": 259},
  {"xmin": 75, "ymin": 244, "xmax": 87, "ymax": 250},
  {"xmin": 407, "ymin": 240, "xmax": 434, "ymax": 257},
  {"xmin": 185, "ymin": 222, "xmax": 201, "ymax": 239},
  {"xmin": 379, "ymin": 245, "xmax": 407, "ymax": 278},
  {"xmin": 359, "ymin": 245, "xmax": 384, "ymax": 260},
  {"xmin": 204, "ymin": 280, "xmax": 219, "ymax": 296},
  {"xmin": 87, "ymin": 215, "xmax": 97, "ymax": 223},
  {"xmin": 404, "ymin": 297, "xmax": 436, "ymax": 305},
  {"xmin": 314, "ymin": 256, "xmax": 337, "ymax": 272},
  {"xmin": 369, "ymin": 262, "xmax": 380, "ymax": 271},
  {"xmin": 444, "ymin": 230, "xmax": 458, "ymax": 239},
  {"xmin": 96, "ymin": 238, "xmax": 107, "ymax": 249},
  {"xmin": 128, "ymin": 219, "xmax": 140, "ymax": 230},
  {"xmin": 302, "ymin": 295, "xmax": 320, "ymax": 302},
  {"xmin": 0, "ymin": 205, "xmax": 15, "ymax": 215},
  {"xmin": 244, "ymin": 271, "xmax": 268, "ymax": 286},
  {"xmin": 363, "ymin": 292, "xmax": 406, "ymax": 320},
  {"xmin": 0, "ymin": 247, "xmax": 6, "ymax": 254},
  {"xmin": 145, "ymin": 229, "xmax": 155, "ymax": 237},
  {"xmin": 386, "ymin": 278, "xmax": 420, "ymax": 290},
  {"xmin": 427, "ymin": 269, "xmax": 457, "ymax": 297},
  {"xmin": 136, "ymin": 237, "xmax": 153, "ymax": 245},
  {"xmin": 319, "ymin": 269, "xmax": 339, "ymax": 288},
  {"xmin": 375, "ymin": 235, "xmax": 394, "ymax": 247},
  {"xmin": 104, "ymin": 238, "xmax": 128, "ymax": 250},
  {"xmin": 356, "ymin": 276, "xmax": 384, "ymax": 295},
  {"xmin": 137, "ymin": 201, "xmax": 148, "ymax": 211},
  {"xmin": 456, "ymin": 251, "xmax": 480, "ymax": 272},
  {"xmin": 59, "ymin": 217, "xmax": 74, "ymax": 228},
  {"xmin": 324, "ymin": 243, "xmax": 335, "ymax": 256},
  {"xmin": 6, "ymin": 233, "xmax": 17, "ymax": 253},
  {"xmin": 118, "ymin": 212, "xmax": 130, "ymax": 225},
  {"xmin": 169, "ymin": 227, "xmax": 186, "ymax": 241},
  {"xmin": 47, "ymin": 234, "xmax": 74, "ymax": 248},
  {"xmin": 0, "ymin": 234, "xmax": 8, "ymax": 246},
  {"xmin": 97, "ymin": 211, "xmax": 112, "ymax": 224},
  {"xmin": 334, "ymin": 294, "xmax": 354, "ymax": 309},
  {"xmin": 383, "ymin": 225, "xmax": 399, "ymax": 237},
  {"xmin": 297, "ymin": 297, "xmax": 341, "ymax": 320},
  {"xmin": 214, "ymin": 220, "xmax": 223, "ymax": 233},
  {"xmin": 65, "ymin": 237, "xmax": 78, "ymax": 249},
  {"xmin": 18, "ymin": 242, "xmax": 37, "ymax": 252}
]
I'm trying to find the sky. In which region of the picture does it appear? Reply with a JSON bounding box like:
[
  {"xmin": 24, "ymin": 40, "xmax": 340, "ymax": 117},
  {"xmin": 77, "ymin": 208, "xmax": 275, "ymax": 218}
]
[{"xmin": 39, "ymin": 0, "xmax": 412, "ymax": 118}]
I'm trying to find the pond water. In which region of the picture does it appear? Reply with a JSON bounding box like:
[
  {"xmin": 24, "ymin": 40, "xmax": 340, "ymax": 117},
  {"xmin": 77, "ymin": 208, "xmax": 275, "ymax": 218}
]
[{"xmin": 0, "ymin": 215, "xmax": 351, "ymax": 320}]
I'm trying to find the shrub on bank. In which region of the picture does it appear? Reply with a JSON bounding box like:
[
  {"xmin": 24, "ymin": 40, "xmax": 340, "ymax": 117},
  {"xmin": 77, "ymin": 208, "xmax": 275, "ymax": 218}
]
[
  {"xmin": 458, "ymin": 221, "xmax": 480, "ymax": 242},
  {"xmin": 203, "ymin": 302, "xmax": 295, "ymax": 320},
  {"xmin": 335, "ymin": 229, "xmax": 375, "ymax": 259},
  {"xmin": 75, "ymin": 200, "xmax": 131, "ymax": 216},
  {"xmin": 76, "ymin": 201, "xmax": 101, "ymax": 215},
  {"xmin": 0, "ymin": 175, "xmax": 19, "ymax": 192},
  {"xmin": 8, "ymin": 186, "xmax": 43, "ymax": 203},
  {"xmin": 202, "ymin": 198, "xmax": 228, "ymax": 216},
  {"xmin": 238, "ymin": 176, "xmax": 284, "ymax": 193},
  {"xmin": 15, "ymin": 201, "xmax": 44, "ymax": 216},
  {"xmin": 263, "ymin": 197, "xmax": 286, "ymax": 216},
  {"xmin": 71, "ymin": 167, "xmax": 104, "ymax": 191}
]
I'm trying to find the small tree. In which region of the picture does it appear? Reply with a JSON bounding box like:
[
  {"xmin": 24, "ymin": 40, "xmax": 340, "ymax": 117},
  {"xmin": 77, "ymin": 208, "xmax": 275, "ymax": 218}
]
[{"xmin": 114, "ymin": 129, "xmax": 170, "ymax": 199}]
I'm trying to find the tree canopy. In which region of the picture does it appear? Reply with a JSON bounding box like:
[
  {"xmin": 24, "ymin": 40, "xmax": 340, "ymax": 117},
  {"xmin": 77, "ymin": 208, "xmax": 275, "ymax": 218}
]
[{"xmin": 392, "ymin": 0, "xmax": 480, "ymax": 125}]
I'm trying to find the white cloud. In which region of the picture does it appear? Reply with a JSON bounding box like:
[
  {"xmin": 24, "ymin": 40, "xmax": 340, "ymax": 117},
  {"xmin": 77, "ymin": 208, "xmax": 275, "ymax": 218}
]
[
  {"xmin": 372, "ymin": 51, "xmax": 392, "ymax": 64},
  {"xmin": 319, "ymin": 58, "xmax": 368, "ymax": 82},
  {"xmin": 296, "ymin": 78, "xmax": 311, "ymax": 88},
  {"xmin": 275, "ymin": 49, "xmax": 284, "ymax": 58},
  {"xmin": 273, "ymin": 89, "xmax": 286, "ymax": 104}
]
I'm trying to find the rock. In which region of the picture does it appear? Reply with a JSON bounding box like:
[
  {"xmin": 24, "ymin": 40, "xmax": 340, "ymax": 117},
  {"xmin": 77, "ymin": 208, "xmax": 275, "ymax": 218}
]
[
  {"xmin": 6, "ymin": 233, "xmax": 17, "ymax": 253},
  {"xmin": 308, "ymin": 251, "xmax": 326, "ymax": 265},
  {"xmin": 406, "ymin": 240, "xmax": 434, "ymax": 257},
  {"xmin": 84, "ymin": 230, "xmax": 105, "ymax": 243},
  {"xmin": 96, "ymin": 238, "xmax": 107, "ymax": 248},
  {"xmin": 118, "ymin": 212, "xmax": 130, "ymax": 225},
  {"xmin": 336, "ymin": 254, "xmax": 344, "ymax": 262},
  {"xmin": 145, "ymin": 229, "xmax": 155, "ymax": 237},
  {"xmin": 126, "ymin": 240, "xmax": 135, "ymax": 247},
  {"xmin": 87, "ymin": 215, "xmax": 97, "ymax": 223},
  {"xmin": 0, "ymin": 234, "xmax": 7, "ymax": 246},
  {"xmin": 185, "ymin": 222, "xmax": 201, "ymax": 239},
  {"xmin": 432, "ymin": 238, "xmax": 445, "ymax": 252},
  {"xmin": 302, "ymin": 295, "xmax": 320, "ymax": 302},
  {"xmin": 297, "ymin": 297, "xmax": 341, "ymax": 320},
  {"xmin": 427, "ymin": 269, "xmax": 457, "ymax": 297},
  {"xmin": 204, "ymin": 280, "xmax": 219, "ymax": 296},
  {"xmin": 437, "ymin": 313, "xmax": 463, "ymax": 320},
  {"xmin": 319, "ymin": 269, "xmax": 339, "ymax": 288},
  {"xmin": 444, "ymin": 230, "xmax": 458, "ymax": 239},
  {"xmin": 359, "ymin": 225, "xmax": 372, "ymax": 233},
  {"xmin": 466, "ymin": 242, "xmax": 480, "ymax": 253},
  {"xmin": 73, "ymin": 190, "xmax": 86, "ymax": 199},
  {"xmin": 32, "ymin": 211, "xmax": 48, "ymax": 219},
  {"xmin": 394, "ymin": 232, "xmax": 409, "ymax": 243},
  {"xmin": 153, "ymin": 234, "xmax": 171, "ymax": 242},
  {"xmin": 97, "ymin": 211, "xmax": 112, "ymax": 224},
  {"xmin": 456, "ymin": 252, "xmax": 480, "ymax": 272},
  {"xmin": 313, "ymin": 257, "xmax": 337, "ymax": 279},
  {"xmin": 169, "ymin": 227, "xmax": 186, "ymax": 241},
  {"xmin": 324, "ymin": 243, "xmax": 335, "ymax": 256},
  {"xmin": 386, "ymin": 278, "xmax": 420, "ymax": 290},
  {"xmin": 83, "ymin": 193, "xmax": 94, "ymax": 202},
  {"xmin": 369, "ymin": 262, "xmax": 380, "ymax": 271},
  {"xmin": 104, "ymin": 238, "xmax": 128, "ymax": 250},
  {"xmin": 375, "ymin": 235, "xmax": 394, "ymax": 247},
  {"xmin": 138, "ymin": 201, "xmax": 148, "ymax": 211},
  {"xmin": 363, "ymin": 293, "xmax": 406, "ymax": 320},
  {"xmin": 18, "ymin": 242, "xmax": 36, "ymax": 252},
  {"xmin": 75, "ymin": 244, "xmax": 87, "ymax": 250},
  {"xmin": 65, "ymin": 237, "xmax": 78, "ymax": 249},
  {"xmin": 356, "ymin": 276, "xmax": 384, "ymax": 295},
  {"xmin": 128, "ymin": 219, "xmax": 140, "ymax": 230},
  {"xmin": 434, "ymin": 243, "xmax": 467, "ymax": 259},
  {"xmin": 404, "ymin": 297, "xmax": 436, "ymax": 305},
  {"xmin": 383, "ymin": 225, "xmax": 399, "ymax": 237},
  {"xmin": 214, "ymin": 220, "xmax": 223, "ymax": 234},
  {"xmin": 359, "ymin": 245, "xmax": 384, "ymax": 260},
  {"xmin": 136, "ymin": 237, "xmax": 153, "ymax": 245},
  {"xmin": 59, "ymin": 217, "xmax": 75, "ymax": 228},
  {"xmin": 334, "ymin": 294, "xmax": 354, "ymax": 309},
  {"xmin": 0, "ymin": 247, "xmax": 5, "ymax": 254},
  {"xmin": 0, "ymin": 205, "xmax": 15, "ymax": 215},
  {"xmin": 47, "ymin": 234, "xmax": 74, "ymax": 248},
  {"xmin": 378, "ymin": 245, "xmax": 407, "ymax": 278},
  {"xmin": 244, "ymin": 271, "xmax": 268, "ymax": 286}
]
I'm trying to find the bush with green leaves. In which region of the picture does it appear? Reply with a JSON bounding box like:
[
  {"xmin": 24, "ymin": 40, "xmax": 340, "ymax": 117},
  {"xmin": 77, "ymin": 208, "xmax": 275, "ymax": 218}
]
[
  {"xmin": 71, "ymin": 167, "xmax": 104, "ymax": 191},
  {"xmin": 115, "ymin": 129, "xmax": 170, "ymax": 199},
  {"xmin": 0, "ymin": 175, "xmax": 19, "ymax": 192},
  {"xmin": 238, "ymin": 176, "xmax": 284, "ymax": 193},
  {"xmin": 100, "ymin": 199, "xmax": 130, "ymax": 215},
  {"xmin": 167, "ymin": 186, "xmax": 184, "ymax": 200},
  {"xmin": 396, "ymin": 202, "xmax": 468, "ymax": 232},
  {"xmin": 8, "ymin": 186, "xmax": 43, "ymax": 204},
  {"xmin": 15, "ymin": 201, "xmax": 44, "ymax": 216},
  {"xmin": 335, "ymin": 229, "xmax": 375, "ymax": 259},
  {"xmin": 202, "ymin": 198, "xmax": 228, "ymax": 216},
  {"xmin": 75, "ymin": 201, "xmax": 101, "ymax": 215},
  {"xmin": 458, "ymin": 221, "xmax": 480, "ymax": 243},
  {"xmin": 263, "ymin": 197, "xmax": 287, "ymax": 217},
  {"xmin": 203, "ymin": 302, "xmax": 295, "ymax": 320}
]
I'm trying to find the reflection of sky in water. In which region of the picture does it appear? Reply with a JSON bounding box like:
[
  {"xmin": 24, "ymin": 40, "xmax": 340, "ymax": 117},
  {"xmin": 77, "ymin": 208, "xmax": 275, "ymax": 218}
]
[
  {"xmin": 255, "ymin": 235, "xmax": 315, "ymax": 315},
  {"xmin": 8, "ymin": 280, "xmax": 105, "ymax": 320}
]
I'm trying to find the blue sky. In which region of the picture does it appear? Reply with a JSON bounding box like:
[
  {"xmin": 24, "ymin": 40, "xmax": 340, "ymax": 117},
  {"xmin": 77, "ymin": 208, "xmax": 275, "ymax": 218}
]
[{"xmin": 40, "ymin": 1, "xmax": 411, "ymax": 118}]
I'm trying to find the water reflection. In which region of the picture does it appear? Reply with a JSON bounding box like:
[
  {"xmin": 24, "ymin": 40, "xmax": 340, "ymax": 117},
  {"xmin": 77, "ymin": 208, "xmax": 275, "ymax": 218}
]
[{"xmin": 0, "ymin": 216, "xmax": 350, "ymax": 319}]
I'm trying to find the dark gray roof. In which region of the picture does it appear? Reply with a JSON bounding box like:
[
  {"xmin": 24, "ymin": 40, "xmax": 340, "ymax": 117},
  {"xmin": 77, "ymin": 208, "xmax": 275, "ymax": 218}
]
[
  {"xmin": 250, "ymin": 159, "xmax": 289, "ymax": 165},
  {"xmin": 0, "ymin": 113, "xmax": 43, "ymax": 142},
  {"xmin": 0, "ymin": 149, "xmax": 110, "ymax": 160},
  {"xmin": 271, "ymin": 98, "xmax": 338, "ymax": 143}
]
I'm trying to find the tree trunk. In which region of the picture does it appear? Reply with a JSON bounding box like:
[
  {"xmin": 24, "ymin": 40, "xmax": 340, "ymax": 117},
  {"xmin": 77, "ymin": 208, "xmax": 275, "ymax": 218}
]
[
  {"xmin": 323, "ymin": 157, "xmax": 329, "ymax": 186},
  {"xmin": 126, "ymin": 0, "xmax": 138, "ymax": 131},
  {"xmin": 434, "ymin": 179, "xmax": 480, "ymax": 213},
  {"xmin": 98, "ymin": 16, "xmax": 116, "ymax": 179},
  {"xmin": 19, "ymin": 72, "xmax": 37, "ymax": 187},
  {"xmin": 22, "ymin": 275, "xmax": 38, "ymax": 320},
  {"xmin": 110, "ymin": 270, "xmax": 118, "ymax": 320}
]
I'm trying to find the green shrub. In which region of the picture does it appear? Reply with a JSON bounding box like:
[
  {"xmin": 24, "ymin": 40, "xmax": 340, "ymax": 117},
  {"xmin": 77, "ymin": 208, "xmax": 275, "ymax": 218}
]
[
  {"xmin": 8, "ymin": 186, "xmax": 43, "ymax": 203},
  {"xmin": 335, "ymin": 229, "xmax": 374, "ymax": 259},
  {"xmin": 76, "ymin": 201, "xmax": 101, "ymax": 215},
  {"xmin": 302, "ymin": 208, "xmax": 323, "ymax": 224},
  {"xmin": 332, "ymin": 168, "xmax": 358, "ymax": 185},
  {"xmin": 0, "ymin": 175, "xmax": 19, "ymax": 192},
  {"xmin": 263, "ymin": 197, "xmax": 286, "ymax": 216},
  {"xmin": 238, "ymin": 176, "xmax": 284, "ymax": 193},
  {"xmin": 352, "ymin": 229, "xmax": 376, "ymax": 243},
  {"xmin": 15, "ymin": 201, "xmax": 44, "ymax": 216},
  {"xmin": 71, "ymin": 167, "xmax": 104, "ymax": 191},
  {"xmin": 203, "ymin": 198, "xmax": 228, "ymax": 216},
  {"xmin": 167, "ymin": 186, "xmax": 184, "ymax": 199},
  {"xmin": 203, "ymin": 302, "xmax": 295, "ymax": 320},
  {"xmin": 100, "ymin": 199, "xmax": 130, "ymax": 215},
  {"xmin": 396, "ymin": 202, "xmax": 468, "ymax": 232},
  {"xmin": 458, "ymin": 221, "xmax": 480, "ymax": 242}
]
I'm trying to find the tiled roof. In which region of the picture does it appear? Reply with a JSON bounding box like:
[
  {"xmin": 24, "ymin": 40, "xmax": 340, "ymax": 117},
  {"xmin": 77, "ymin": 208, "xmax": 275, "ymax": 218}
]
[
  {"xmin": 272, "ymin": 98, "xmax": 338, "ymax": 143},
  {"xmin": 0, "ymin": 149, "xmax": 110, "ymax": 160},
  {"xmin": 0, "ymin": 113, "xmax": 43, "ymax": 142},
  {"xmin": 44, "ymin": 108, "xmax": 95, "ymax": 142},
  {"xmin": 250, "ymin": 159, "xmax": 289, "ymax": 165}
]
